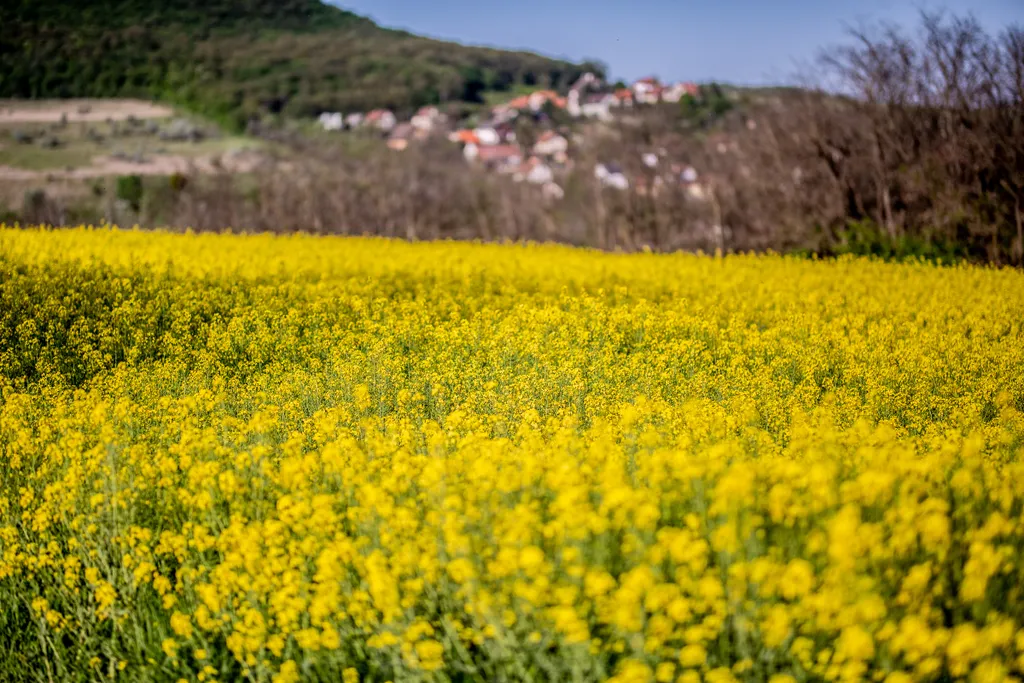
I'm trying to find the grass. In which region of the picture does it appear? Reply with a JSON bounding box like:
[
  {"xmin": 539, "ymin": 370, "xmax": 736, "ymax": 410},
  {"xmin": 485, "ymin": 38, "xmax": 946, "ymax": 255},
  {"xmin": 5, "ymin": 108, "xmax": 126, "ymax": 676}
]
[{"xmin": 0, "ymin": 138, "xmax": 97, "ymax": 170}]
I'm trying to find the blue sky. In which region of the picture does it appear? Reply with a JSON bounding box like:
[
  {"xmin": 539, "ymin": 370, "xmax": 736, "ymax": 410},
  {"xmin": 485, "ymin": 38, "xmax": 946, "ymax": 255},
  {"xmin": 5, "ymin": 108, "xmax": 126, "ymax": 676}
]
[{"xmin": 333, "ymin": 0, "xmax": 1021, "ymax": 86}]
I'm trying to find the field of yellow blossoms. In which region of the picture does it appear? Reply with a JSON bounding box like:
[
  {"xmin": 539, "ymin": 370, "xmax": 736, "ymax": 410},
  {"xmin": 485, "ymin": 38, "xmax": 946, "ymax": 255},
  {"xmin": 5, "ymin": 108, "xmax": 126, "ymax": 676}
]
[{"xmin": 2, "ymin": 226, "xmax": 1024, "ymax": 683}]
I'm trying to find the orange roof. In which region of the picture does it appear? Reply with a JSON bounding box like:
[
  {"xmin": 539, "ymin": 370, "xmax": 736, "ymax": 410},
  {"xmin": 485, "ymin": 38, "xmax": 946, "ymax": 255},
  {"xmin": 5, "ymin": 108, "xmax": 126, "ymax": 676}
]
[
  {"xmin": 455, "ymin": 130, "xmax": 479, "ymax": 144},
  {"xmin": 615, "ymin": 89, "xmax": 634, "ymax": 99},
  {"xmin": 499, "ymin": 89, "xmax": 572, "ymax": 112},
  {"xmin": 534, "ymin": 91, "xmax": 567, "ymax": 107}
]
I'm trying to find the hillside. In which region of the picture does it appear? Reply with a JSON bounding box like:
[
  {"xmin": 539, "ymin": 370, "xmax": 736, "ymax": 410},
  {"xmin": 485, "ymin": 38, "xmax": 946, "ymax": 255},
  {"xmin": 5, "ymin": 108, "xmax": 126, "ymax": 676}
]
[{"xmin": 0, "ymin": 0, "xmax": 603, "ymax": 130}]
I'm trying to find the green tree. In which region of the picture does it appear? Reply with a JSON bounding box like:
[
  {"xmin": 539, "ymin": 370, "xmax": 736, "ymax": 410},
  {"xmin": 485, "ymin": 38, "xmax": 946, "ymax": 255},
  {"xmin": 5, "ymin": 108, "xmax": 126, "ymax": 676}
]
[{"xmin": 116, "ymin": 175, "xmax": 144, "ymax": 212}]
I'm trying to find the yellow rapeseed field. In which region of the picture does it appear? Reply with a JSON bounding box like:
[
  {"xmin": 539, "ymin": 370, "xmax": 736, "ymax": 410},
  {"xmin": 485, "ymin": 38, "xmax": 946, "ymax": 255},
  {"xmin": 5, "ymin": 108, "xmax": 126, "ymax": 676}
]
[{"xmin": 2, "ymin": 226, "xmax": 1024, "ymax": 683}]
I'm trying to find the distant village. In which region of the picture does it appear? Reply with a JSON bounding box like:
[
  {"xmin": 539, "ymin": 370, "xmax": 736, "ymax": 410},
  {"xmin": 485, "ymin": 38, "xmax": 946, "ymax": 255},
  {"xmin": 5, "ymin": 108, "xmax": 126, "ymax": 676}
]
[{"xmin": 316, "ymin": 75, "xmax": 712, "ymax": 203}]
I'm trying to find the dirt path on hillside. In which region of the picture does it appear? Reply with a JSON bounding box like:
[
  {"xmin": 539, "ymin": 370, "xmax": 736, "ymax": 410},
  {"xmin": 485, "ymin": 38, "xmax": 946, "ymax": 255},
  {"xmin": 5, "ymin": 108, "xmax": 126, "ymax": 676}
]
[{"xmin": 0, "ymin": 100, "xmax": 174, "ymax": 124}]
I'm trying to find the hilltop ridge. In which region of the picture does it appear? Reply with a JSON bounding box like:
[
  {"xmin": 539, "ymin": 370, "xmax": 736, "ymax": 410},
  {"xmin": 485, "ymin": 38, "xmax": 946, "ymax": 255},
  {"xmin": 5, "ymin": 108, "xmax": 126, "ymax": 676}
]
[{"xmin": 2, "ymin": 0, "xmax": 373, "ymax": 30}]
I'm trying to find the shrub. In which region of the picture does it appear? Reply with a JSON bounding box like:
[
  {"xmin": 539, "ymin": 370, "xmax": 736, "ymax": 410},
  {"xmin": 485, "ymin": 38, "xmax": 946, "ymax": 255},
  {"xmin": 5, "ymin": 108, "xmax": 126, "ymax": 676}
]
[
  {"xmin": 169, "ymin": 172, "xmax": 188, "ymax": 192},
  {"xmin": 115, "ymin": 174, "xmax": 144, "ymax": 212}
]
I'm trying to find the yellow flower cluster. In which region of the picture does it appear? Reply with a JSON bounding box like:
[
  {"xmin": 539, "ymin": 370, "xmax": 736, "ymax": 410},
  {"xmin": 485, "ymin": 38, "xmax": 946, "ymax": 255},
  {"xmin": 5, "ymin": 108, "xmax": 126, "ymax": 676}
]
[{"xmin": 2, "ymin": 225, "xmax": 1024, "ymax": 682}]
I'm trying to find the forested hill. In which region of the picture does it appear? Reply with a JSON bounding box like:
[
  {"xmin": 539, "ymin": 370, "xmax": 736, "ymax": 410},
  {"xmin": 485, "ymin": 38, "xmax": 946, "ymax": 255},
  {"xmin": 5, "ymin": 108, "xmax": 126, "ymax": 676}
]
[{"xmin": 0, "ymin": 0, "xmax": 603, "ymax": 129}]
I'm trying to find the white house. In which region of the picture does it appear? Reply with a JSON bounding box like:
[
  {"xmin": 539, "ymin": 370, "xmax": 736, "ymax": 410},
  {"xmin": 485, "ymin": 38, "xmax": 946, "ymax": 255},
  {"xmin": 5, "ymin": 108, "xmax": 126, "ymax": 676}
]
[
  {"xmin": 632, "ymin": 77, "xmax": 663, "ymax": 104},
  {"xmin": 318, "ymin": 112, "xmax": 344, "ymax": 131},
  {"xmin": 610, "ymin": 89, "xmax": 635, "ymax": 108},
  {"xmin": 526, "ymin": 161, "xmax": 554, "ymax": 185},
  {"xmin": 532, "ymin": 131, "xmax": 569, "ymax": 157},
  {"xmin": 568, "ymin": 91, "xmax": 615, "ymax": 121},
  {"xmin": 474, "ymin": 127, "xmax": 501, "ymax": 146},
  {"xmin": 633, "ymin": 77, "xmax": 660, "ymax": 95},
  {"xmin": 411, "ymin": 113, "xmax": 431, "ymax": 131},
  {"xmin": 662, "ymin": 85, "xmax": 683, "ymax": 103},
  {"xmin": 366, "ymin": 110, "xmax": 397, "ymax": 132},
  {"xmin": 595, "ymin": 163, "xmax": 629, "ymax": 190},
  {"xmin": 642, "ymin": 152, "xmax": 659, "ymax": 168},
  {"xmin": 344, "ymin": 113, "xmax": 364, "ymax": 128},
  {"xmin": 605, "ymin": 173, "xmax": 629, "ymax": 190},
  {"xmin": 662, "ymin": 82, "xmax": 699, "ymax": 103},
  {"xmin": 411, "ymin": 106, "xmax": 445, "ymax": 132},
  {"xmin": 582, "ymin": 95, "xmax": 615, "ymax": 122}
]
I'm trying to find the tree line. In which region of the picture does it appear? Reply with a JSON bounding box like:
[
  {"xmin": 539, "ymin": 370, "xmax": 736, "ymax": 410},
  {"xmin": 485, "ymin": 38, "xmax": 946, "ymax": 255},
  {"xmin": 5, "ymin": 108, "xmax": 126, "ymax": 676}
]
[{"xmin": 797, "ymin": 11, "xmax": 1024, "ymax": 263}]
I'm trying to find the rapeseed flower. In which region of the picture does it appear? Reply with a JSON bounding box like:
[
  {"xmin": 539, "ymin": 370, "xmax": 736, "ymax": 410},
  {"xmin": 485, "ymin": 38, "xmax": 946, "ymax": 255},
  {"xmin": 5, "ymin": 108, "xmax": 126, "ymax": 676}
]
[{"xmin": 2, "ymin": 225, "xmax": 1024, "ymax": 681}]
